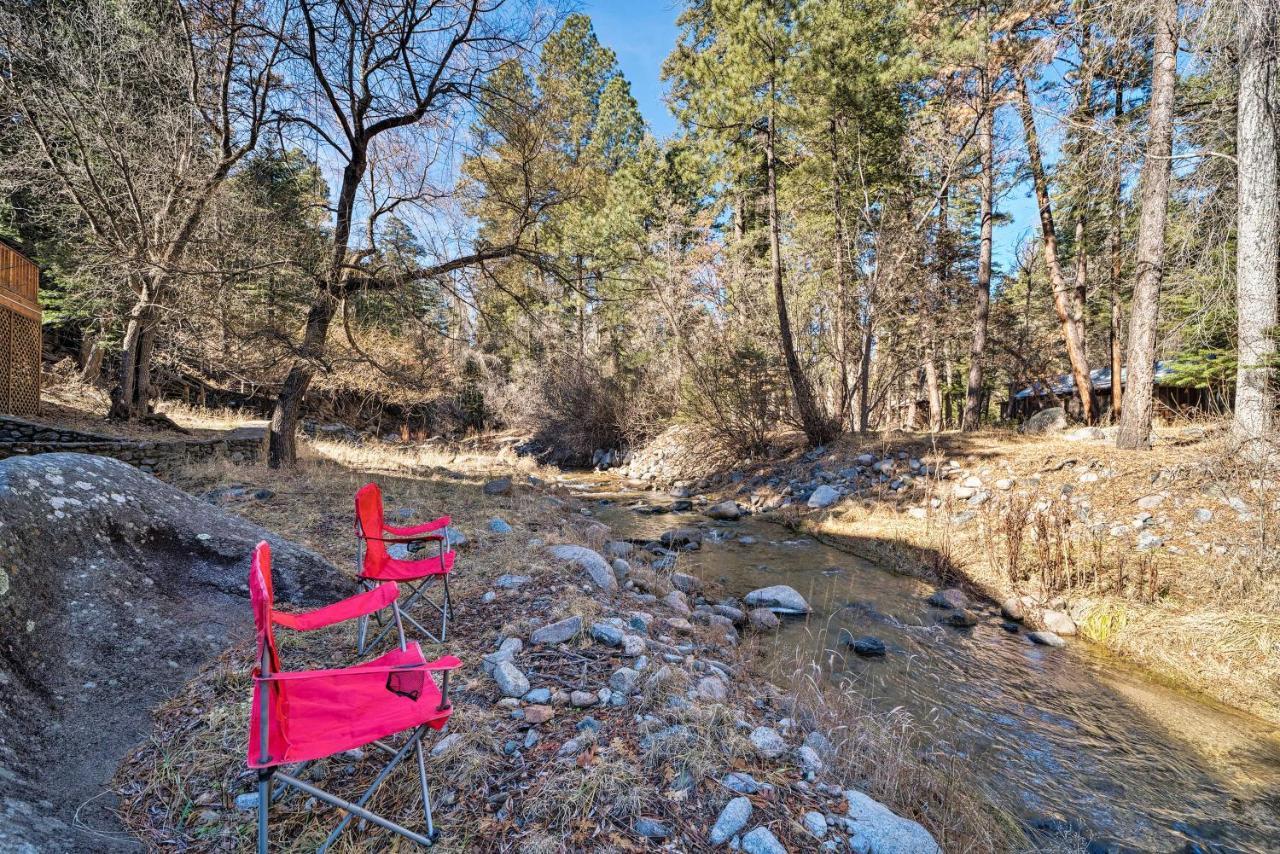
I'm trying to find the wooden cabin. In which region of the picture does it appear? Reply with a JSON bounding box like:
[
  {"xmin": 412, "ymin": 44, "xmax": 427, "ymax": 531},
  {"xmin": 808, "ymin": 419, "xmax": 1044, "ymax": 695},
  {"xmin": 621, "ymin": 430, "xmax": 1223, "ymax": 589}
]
[
  {"xmin": 1004, "ymin": 363, "xmax": 1231, "ymax": 423},
  {"xmin": 0, "ymin": 240, "xmax": 41, "ymax": 416}
]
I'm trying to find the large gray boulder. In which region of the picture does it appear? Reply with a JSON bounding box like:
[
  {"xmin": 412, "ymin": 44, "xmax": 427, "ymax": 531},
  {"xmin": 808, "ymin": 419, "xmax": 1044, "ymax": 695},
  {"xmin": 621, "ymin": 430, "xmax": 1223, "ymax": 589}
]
[
  {"xmin": 744, "ymin": 584, "xmax": 811, "ymax": 614},
  {"xmin": 1020, "ymin": 406, "xmax": 1067, "ymax": 435},
  {"xmin": 0, "ymin": 453, "xmax": 343, "ymax": 853},
  {"xmin": 807, "ymin": 484, "xmax": 841, "ymax": 509},
  {"xmin": 547, "ymin": 544, "xmax": 617, "ymax": 592},
  {"xmin": 704, "ymin": 500, "xmax": 742, "ymax": 521},
  {"xmin": 844, "ymin": 789, "xmax": 941, "ymax": 853}
]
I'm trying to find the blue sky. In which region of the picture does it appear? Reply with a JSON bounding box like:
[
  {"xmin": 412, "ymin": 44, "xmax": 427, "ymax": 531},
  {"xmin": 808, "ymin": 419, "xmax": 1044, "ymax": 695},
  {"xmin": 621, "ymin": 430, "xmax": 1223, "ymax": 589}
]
[
  {"xmin": 582, "ymin": 2, "xmax": 1038, "ymax": 276},
  {"xmin": 585, "ymin": 3, "xmax": 681, "ymax": 140}
]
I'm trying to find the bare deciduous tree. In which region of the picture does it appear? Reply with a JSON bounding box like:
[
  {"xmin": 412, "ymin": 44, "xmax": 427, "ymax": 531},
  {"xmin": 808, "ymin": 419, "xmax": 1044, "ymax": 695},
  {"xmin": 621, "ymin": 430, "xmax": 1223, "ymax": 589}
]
[
  {"xmin": 0, "ymin": 0, "xmax": 280, "ymax": 419},
  {"xmin": 266, "ymin": 0, "xmax": 547, "ymax": 467}
]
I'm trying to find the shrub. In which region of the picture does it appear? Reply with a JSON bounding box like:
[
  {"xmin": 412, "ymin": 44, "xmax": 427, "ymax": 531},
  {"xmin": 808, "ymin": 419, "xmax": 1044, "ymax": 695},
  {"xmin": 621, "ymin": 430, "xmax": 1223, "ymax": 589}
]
[
  {"xmin": 678, "ymin": 340, "xmax": 784, "ymax": 457},
  {"xmin": 506, "ymin": 355, "xmax": 626, "ymax": 465}
]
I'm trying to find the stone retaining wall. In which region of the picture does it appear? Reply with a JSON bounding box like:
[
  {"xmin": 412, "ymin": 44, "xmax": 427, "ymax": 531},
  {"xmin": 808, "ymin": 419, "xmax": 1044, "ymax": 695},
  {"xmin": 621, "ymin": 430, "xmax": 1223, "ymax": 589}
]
[{"xmin": 0, "ymin": 415, "xmax": 264, "ymax": 474}]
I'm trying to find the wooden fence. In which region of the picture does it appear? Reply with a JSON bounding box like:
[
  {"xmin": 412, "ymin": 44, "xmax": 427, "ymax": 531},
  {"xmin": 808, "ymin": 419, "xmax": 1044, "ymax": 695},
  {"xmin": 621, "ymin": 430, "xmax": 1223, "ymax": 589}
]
[{"xmin": 0, "ymin": 242, "xmax": 41, "ymax": 416}]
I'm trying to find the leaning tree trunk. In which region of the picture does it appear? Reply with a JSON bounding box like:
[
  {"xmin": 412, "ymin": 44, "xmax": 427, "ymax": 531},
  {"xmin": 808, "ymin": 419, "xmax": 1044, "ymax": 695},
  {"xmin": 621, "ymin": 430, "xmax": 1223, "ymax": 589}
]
[
  {"xmin": 1116, "ymin": 0, "xmax": 1177, "ymax": 449},
  {"xmin": 268, "ymin": 151, "xmax": 366, "ymax": 467},
  {"xmin": 1017, "ymin": 71, "xmax": 1095, "ymax": 423},
  {"xmin": 1231, "ymin": 0, "xmax": 1279, "ymax": 452},
  {"xmin": 110, "ymin": 280, "xmax": 161, "ymax": 421},
  {"xmin": 764, "ymin": 91, "xmax": 830, "ymax": 447},
  {"xmin": 268, "ymin": 292, "xmax": 340, "ymax": 467},
  {"xmin": 963, "ymin": 66, "xmax": 995, "ymax": 432}
]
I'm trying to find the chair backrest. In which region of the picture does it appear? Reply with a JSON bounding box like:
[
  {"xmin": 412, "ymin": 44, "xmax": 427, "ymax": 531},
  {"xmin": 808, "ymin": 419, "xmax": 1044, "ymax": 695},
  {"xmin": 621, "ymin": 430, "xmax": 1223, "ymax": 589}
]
[
  {"xmin": 355, "ymin": 482, "xmax": 390, "ymax": 571},
  {"xmin": 248, "ymin": 541, "xmax": 282, "ymax": 674}
]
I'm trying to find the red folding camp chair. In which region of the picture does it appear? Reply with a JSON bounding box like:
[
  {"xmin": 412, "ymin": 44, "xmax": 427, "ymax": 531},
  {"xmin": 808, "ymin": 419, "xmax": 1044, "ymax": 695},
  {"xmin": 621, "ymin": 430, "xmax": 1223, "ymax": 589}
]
[
  {"xmin": 247, "ymin": 541, "xmax": 461, "ymax": 852},
  {"xmin": 354, "ymin": 483, "xmax": 456, "ymax": 654}
]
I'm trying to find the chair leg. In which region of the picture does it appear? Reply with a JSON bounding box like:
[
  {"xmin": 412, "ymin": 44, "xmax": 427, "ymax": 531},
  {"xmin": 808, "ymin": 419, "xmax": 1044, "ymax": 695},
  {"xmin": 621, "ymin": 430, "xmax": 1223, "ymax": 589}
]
[
  {"xmin": 277, "ymin": 771, "xmax": 435, "ymax": 851},
  {"xmin": 415, "ymin": 734, "xmax": 437, "ymax": 841},
  {"xmin": 313, "ymin": 726, "xmax": 430, "ymax": 851},
  {"xmin": 257, "ymin": 769, "xmax": 272, "ymax": 854},
  {"xmin": 356, "ymin": 580, "xmax": 378, "ymax": 655},
  {"xmin": 440, "ymin": 574, "xmax": 451, "ymax": 643}
]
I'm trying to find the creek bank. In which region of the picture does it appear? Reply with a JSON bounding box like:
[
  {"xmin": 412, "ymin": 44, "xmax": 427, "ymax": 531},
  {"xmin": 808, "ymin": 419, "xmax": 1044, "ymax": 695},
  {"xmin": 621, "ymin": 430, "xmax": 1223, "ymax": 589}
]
[
  {"xmin": 109, "ymin": 445, "xmax": 980, "ymax": 852},
  {"xmin": 616, "ymin": 426, "xmax": 1280, "ymax": 725}
]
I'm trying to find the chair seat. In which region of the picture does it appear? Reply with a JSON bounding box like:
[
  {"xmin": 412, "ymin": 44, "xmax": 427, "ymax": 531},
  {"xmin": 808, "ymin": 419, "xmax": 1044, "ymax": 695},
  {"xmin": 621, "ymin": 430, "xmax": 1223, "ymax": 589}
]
[
  {"xmin": 360, "ymin": 549, "xmax": 456, "ymax": 582},
  {"xmin": 249, "ymin": 643, "xmax": 453, "ymax": 768}
]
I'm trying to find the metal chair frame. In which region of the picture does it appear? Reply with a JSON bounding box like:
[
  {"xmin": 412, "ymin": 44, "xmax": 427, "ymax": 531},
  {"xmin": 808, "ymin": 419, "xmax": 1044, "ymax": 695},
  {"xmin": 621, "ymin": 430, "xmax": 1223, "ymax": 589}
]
[{"xmin": 355, "ymin": 527, "xmax": 453, "ymax": 655}]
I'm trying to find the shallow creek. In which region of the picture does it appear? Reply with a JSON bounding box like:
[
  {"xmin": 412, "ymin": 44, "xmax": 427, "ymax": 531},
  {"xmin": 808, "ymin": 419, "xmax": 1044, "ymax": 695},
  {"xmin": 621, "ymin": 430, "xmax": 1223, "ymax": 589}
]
[{"xmin": 563, "ymin": 475, "xmax": 1280, "ymax": 853}]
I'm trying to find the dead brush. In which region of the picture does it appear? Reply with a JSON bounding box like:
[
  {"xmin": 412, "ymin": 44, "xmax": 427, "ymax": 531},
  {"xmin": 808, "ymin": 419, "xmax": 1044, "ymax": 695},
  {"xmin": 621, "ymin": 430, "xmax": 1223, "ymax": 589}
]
[
  {"xmin": 981, "ymin": 492, "xmax": 1033, "ymax": 584},
  {"xmin": 1029, "ymin": 499, "xmax": 1078, "ymax": 594},
  {"xmin": 676, "ymin": 703, "xmax": 753, "ymax": 779},
  {"xmin": 520, "ymin": 739, "xmax": 650, "ymax": 833},
  {"xmin": 627, "ymin": 565, "xmax": 673, "ymax": 598},
  {"xmin": 424, "ymin": 708, "xmax": 503, "ymax": 791},
  {"xmin": 635, "ymin": 662, "xmax": 691, "ymax": 712},
  {"xmin": 638, "ymin": 702, "xmax": 752, "ymax": 779}
]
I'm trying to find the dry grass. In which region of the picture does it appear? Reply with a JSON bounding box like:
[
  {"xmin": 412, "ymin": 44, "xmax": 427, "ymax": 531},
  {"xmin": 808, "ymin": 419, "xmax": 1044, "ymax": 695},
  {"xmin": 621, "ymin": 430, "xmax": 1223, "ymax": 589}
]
[
  {"xmin": 767, "ymin": 426, "xmax": 1280, "ymax": 723},
  {"xmin": 112, "ymin": 435, "xmax": 636, "ymax": 852},
  {"xmin": 102, "ymin": 414, "xmax": 1029, "ymax": 852}
]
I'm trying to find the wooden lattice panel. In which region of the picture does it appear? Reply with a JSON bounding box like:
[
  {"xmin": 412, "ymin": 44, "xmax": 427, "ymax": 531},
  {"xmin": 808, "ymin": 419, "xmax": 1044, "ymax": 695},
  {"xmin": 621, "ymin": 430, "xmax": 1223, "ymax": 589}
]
[
  {"xmin": 0, "ymin": 243, "xmax": 40, "ymax": 416},
  {"xmin": 3, "ymin": 307, "xmax": 41, "ymax": 415}
]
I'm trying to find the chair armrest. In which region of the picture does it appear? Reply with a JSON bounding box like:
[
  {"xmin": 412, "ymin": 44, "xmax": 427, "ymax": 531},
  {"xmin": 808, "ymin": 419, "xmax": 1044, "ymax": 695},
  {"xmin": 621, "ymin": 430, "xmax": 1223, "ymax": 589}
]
[
  {"xmin": 422, "ymin": 655, "xmax": 462, "ymax": 710},
  {"xmin": 383, "ymin": 515, "xmax": 450, "ymax": 538},
  {"xmin": 271, "ymin": 582, "xmax": 399, "ymax": 631},
  {"xmin": 255, "ymin": 656, "xmax": 463, "ymax": 683}
]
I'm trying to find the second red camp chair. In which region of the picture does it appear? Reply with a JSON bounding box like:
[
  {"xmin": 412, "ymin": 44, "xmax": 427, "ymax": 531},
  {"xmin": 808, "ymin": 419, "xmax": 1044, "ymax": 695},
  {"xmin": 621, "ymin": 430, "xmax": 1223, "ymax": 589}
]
[
  {"xmin": 247, "ymin": 541, "xmax": 461, "ymax": 852},
  {"xmin": 354, "ymin": 483, "xmax": 457, "ymax": 654}
]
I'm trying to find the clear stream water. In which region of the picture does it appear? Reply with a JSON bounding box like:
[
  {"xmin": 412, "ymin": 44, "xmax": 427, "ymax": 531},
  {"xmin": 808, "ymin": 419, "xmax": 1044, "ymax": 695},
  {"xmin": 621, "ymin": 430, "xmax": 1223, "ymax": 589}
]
[{"xmin": 565, "ymin": 476, "xmax": 1280, "ymax": 854}]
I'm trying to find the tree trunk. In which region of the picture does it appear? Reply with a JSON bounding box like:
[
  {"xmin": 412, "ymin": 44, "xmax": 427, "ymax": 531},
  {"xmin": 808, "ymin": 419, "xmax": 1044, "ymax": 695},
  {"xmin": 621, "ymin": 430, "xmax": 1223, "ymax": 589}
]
[
  {"xmin": 858, "ymin": 304, "xmax": 875, "ymax": 432},
  {"xmin": 109, "ymin": 281, "xmax": 159, "ymax": 420},
  {"xmin": 269, "ymin": 152, "xmax": 365, "ymax": 467},
  {"xmin": 1017, "ymin": 70, "xmax": 1095, "ymax": 423},
  {"xmin": 764, "ymin": 92, "xmax": 829, "ymax": 446},
  {"xmin": 79, "ymin": 333, "xmax": 105, "ymax": 383},
  {"xmin": 1109, "ymin": 81, "xmax": 1125, "ymax": 421},
  {"xmin": 927, "ymin": 186, "xmax": 949, "ymax": 433},
  {"xmin": 905, "ymin": 372, "xmax": 919, "ymax": 430},
  {"xmin": 268, "ymin": 292, "xmax": 340, "ymax": 467},
  {"xmin": 830, "ymin": 116, "xmax": 854, "ymax": 428},
  {"xmin": 963, "ymin": 67, "xmax": 994, "ymax": 431},
  {"xmin": 924, "ymin": 346, "xmax": 942, "ymax": 432},
  {"xmin": 1116, "ymin": 0, "xmax": 1177, "ymax": 449},
  {"xmin": 1231, "ymin": 0, "xmax": 1279, "ymax": 451},
  {"xmin": 1070, "ymin": 2, "xmax": 1095, "ymax": 404}
]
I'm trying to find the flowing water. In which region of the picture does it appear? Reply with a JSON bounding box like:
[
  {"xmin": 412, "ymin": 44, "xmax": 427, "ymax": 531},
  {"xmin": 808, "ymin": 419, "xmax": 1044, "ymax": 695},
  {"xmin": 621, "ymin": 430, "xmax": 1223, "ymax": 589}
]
[{"xmin": 566, "ymin": 475, "xmax": 1280, "ymax": 853}]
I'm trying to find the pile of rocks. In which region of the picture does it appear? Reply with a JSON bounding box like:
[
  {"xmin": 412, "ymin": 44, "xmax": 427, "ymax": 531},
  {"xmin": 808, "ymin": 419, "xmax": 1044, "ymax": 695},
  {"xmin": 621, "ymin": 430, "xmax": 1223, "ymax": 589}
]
[
  {"xmin": 476, "ymin": 533, "xmax": 933, "ymax": 852},
  {"xmin": 620, "ymin": 425, "xmax": 727, "ymax": 487},
  {"xmin": 737, "ymin": 450, "xmax": 966, "ymax": 516}
]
